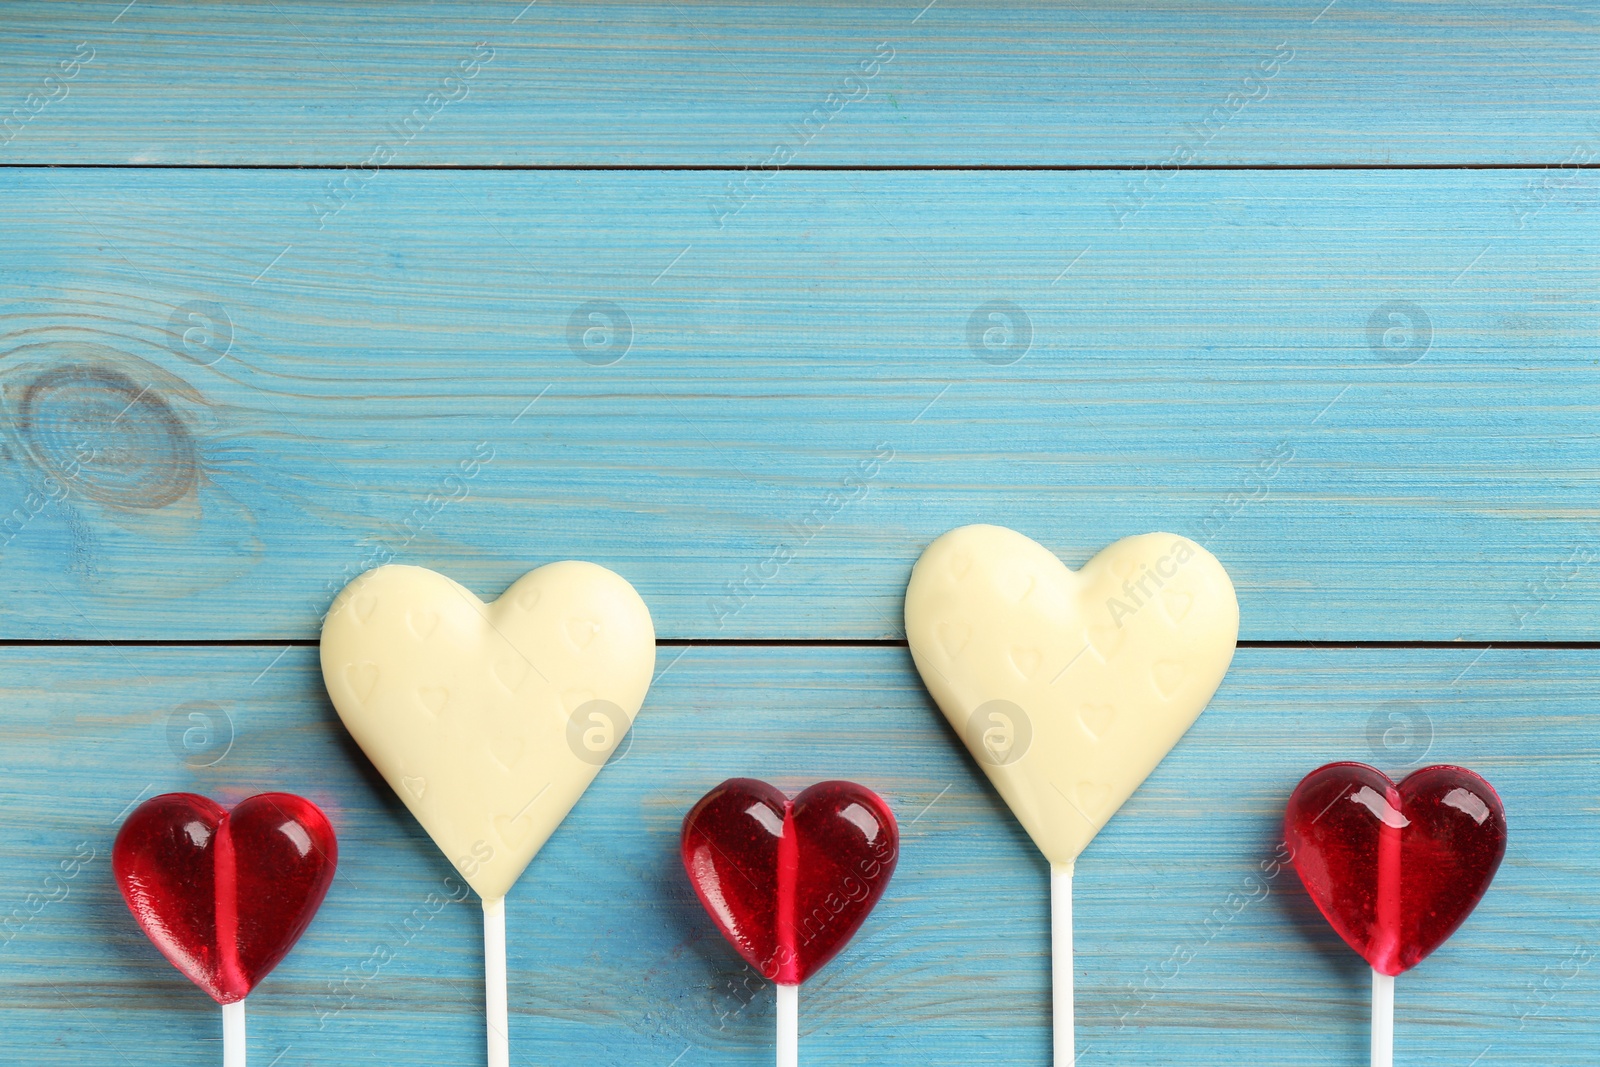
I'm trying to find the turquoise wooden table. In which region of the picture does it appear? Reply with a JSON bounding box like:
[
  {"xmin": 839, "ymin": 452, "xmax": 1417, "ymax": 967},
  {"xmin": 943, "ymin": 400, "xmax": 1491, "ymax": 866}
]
[{"xmin": 1, "ymin": 3, "xmax": 1597, "ymax": 1064}]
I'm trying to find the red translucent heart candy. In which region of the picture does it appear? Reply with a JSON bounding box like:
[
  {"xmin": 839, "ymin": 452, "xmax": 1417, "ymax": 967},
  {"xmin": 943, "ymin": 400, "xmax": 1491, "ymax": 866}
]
[
  {"xmin": 681, "ymin": 779, "xmax": 899, "ymax": 984},
  {"xmin": 1284, "ymin": 762, "xmax": 1506, "ymax": 976},
  {"xmin": 113, "ymin": 793, "xmax": 337, "ymax": 1003}
]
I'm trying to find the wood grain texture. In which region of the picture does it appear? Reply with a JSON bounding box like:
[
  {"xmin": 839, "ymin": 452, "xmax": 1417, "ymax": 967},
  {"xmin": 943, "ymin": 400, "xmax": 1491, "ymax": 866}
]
[
  {"xmin": 2, "ymin": 6, "xmax": 1597, "ymax": 1065},
  {"xmin": 0, "ymin": 168, "xmax": 1595, "ymax": 641},
  {"xmin": 0, "ymin": 644, "xmax": 1593, "ymax": 1066},
  {"xmin": 0, "ymin": 1, "xmax": 1596, "ymax": 166}
]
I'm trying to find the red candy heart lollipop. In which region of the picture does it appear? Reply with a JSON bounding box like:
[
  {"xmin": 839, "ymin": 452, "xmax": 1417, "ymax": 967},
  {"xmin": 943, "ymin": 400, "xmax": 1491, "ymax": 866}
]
[
  {"xmin": 682, "ymin": 779, "xmax": 898, "ymax": 1066},
  {"xmin": 1284, "ymin": 762, "xmax": 1506, "ymax": 976},
  {"xmin": 681, "ymin": 778, "xmax": 899, "ymax": 985},
  {"xmin": 113, "ymin": 792, "xmax": 337, "ymax": 1003}
]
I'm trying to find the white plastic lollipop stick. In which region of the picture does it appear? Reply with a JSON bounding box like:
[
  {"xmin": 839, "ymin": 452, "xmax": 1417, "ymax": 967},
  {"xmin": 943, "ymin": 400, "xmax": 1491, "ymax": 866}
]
[
  {"xmin": 484, "ymin": 896, "xmax": 509, "ymax": 1067},
  {"xmin": 1371, "ymin": 781, "xmax": 1399, "ymax": 1067},
  {"xmin": 1052, "ymin": 864, "xmax": 1074, "ymax": 1067},
  {"xmin": 1371, "ymin": 969, "xmax": 1394, "ymax": 1067},
  {"xmin": 222, "ymin": 1000, "xmax": 245, "ymax": 1067},
  {"xmin": 776, "ymin": 983, "xmax": 798, "ymax": 1067}
]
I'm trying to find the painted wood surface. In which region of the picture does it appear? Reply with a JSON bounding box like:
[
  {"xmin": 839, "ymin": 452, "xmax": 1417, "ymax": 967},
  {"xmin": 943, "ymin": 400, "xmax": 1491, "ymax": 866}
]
[
  {"xmin": 1, "ymin": 168, "xmax": 1596, "ymax": 641},
  {"xmin": 0, "ymin": 644, "xmax": 1593, "ymax": 1066},
  {"xmin": 0, "ymin": 2, "xmax": 1597, "ymax": 166},
  {"xmin": 2, "ymin": 4, "xmax": 1597, "ymax": 1065}
]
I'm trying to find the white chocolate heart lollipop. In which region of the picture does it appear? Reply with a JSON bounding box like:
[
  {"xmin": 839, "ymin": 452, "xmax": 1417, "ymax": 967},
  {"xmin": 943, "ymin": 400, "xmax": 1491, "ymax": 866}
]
[
  {"xmin": 905, "ymin": 524, "xmax": 1238, "ymax": 1066},
  {"xmin": 321, "ymin": 561, "xmax": 655, "ymax": 1067}
]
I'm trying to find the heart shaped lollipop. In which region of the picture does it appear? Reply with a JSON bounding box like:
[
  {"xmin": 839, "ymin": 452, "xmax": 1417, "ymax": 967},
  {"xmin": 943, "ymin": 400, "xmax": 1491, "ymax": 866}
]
[
  {"xmin": 320, "ymin": 561, "xmax": 655, "ymax": 1067},
  {"xmin": 1284, "ymin": 762, "xmax": 1507, "ymax": 977},
  {"xmin": 905, "ymin": 524, "xmax": 1238, "ymax": 1065},
  {"xmin": 113, "ymin": 793, "xmax": 336, "ymax": 1063},
  {"xmin": 682, "ymin": 779, "xmax": 898, "ymax": 1064},
  {"xmin": 1285, "ymin": 762, "xmax": 1506, "ymax": 1067}
]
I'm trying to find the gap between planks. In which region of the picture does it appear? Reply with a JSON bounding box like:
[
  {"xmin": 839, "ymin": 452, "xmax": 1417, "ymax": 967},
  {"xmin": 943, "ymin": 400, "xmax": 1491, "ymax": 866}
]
[{"xmin": 0, "ymin": 163, "xmax": 1596, "ymax": 172}]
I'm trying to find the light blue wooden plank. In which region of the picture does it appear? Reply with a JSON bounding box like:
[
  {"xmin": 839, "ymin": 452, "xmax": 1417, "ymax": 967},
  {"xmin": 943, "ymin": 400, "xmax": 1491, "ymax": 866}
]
[
  {"xmin": 0, "ymin": 1, "xmax": 1595, "ymax": 165},
  {"xmin": 0, "ymin": 168, "xmax": 1596, "ymax": 641},
  {"xmin": 0, "ymin": 644, "xmax": 1593, "ymax": 1065}
]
